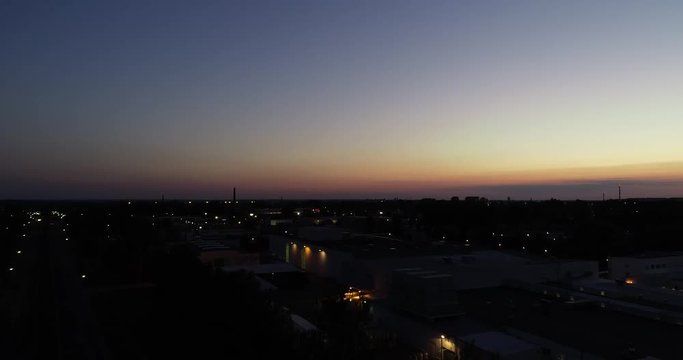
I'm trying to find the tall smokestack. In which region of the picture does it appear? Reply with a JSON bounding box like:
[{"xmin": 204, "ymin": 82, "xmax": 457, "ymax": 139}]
[
  {"xmin": 233, "ymin": 187, "xmax": 236, "ymax": 202},
  {"xmin": 618, "ymin": 186, "xmax": 621, "ymax": 201}
]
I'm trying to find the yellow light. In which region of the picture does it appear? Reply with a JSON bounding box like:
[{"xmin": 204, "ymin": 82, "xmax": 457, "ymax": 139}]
[
  {"xmin": 625, "ymin": 279, "xmax": 635, "ymax": 284},
  {"xmin": 441, "ymin": 335, "xmax": 445, "ymax": 339}
]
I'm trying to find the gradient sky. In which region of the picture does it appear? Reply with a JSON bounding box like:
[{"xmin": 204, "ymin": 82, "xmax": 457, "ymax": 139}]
[{"xmin": 2, "ymin": 0, "xmax": 683, "ymax": 199}]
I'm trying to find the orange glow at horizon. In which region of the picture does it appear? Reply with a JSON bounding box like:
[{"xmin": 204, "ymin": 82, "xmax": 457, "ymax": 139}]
[{"xmin": 146, "ymin": 160, "xmax": 683, "ymax": 198}]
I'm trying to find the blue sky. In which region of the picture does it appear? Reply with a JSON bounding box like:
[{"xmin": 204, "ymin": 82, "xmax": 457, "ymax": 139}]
[{"xmin": 2, "ymin": 0, "xmax": 683, "ymax": 199}]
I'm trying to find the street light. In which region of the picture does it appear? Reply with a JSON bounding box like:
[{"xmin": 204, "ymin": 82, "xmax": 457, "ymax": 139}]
[{"xmin": 440, "ymin": 335, "xmax": 445, "ymax": 360}]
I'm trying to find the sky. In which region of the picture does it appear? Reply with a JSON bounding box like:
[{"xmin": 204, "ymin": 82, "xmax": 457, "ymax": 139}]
[{"xmin": 1, "ymin": 0, "xmax": 683, "ymax": 199}]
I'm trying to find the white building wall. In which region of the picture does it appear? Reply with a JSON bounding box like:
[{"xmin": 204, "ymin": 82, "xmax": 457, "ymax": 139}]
[{"xmin": 609, "ymin": 255, "xmax": 683, "ymax": 280}]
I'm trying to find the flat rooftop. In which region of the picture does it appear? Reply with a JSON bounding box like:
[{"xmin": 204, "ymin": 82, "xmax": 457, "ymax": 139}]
[
  {"xmin": 614, "ymin": 252, "xmax": 683, "ymax": 259},
  {"xmin": 456, "ymin": 287, "xmax": 683, "ymax": 359},
  {"xmin": 298, "ymin": 233, "xmax": 462, "ymax": 259},
  {"xmin": 222, "ymin": 263, "xmax": 301, "ymax": 274},
  {"xmin": 460, "ymin": 331, "xmax": 538, "ymax": 355}
]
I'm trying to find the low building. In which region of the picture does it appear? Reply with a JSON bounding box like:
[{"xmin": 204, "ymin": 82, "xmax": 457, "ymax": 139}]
[
  {"xmin": 609, "ymin": 252, "xmax": 683, "ymax": 284},
  {"xmin": 389, "ymin": 268, "xmax": 460, "ymax": 319},
  {"xmin": 193, "ymin": 240, "xmax": 258, "ymax": 268},
  {"xmin": 268, "ymin": 235, "xmax": 598, "ymax": 318}
]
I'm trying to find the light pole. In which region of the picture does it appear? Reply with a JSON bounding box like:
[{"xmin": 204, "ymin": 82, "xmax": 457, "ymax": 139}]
[{"xmin": 440, "ymin": 335, "xmax": 445, "ymax": 360}]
